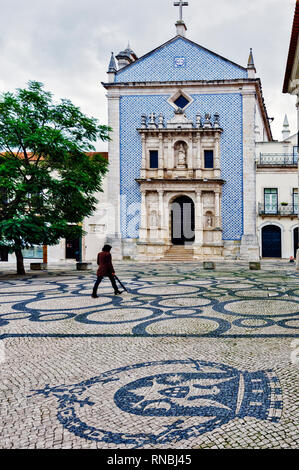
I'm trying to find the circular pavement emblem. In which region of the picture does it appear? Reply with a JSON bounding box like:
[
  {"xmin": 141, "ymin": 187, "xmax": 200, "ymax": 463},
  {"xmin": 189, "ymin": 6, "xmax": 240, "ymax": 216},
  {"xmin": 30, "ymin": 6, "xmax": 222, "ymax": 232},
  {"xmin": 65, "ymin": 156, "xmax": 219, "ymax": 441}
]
[{"xmin": 30, "ymin": 359, "xmax": 283, "ymax": 447}]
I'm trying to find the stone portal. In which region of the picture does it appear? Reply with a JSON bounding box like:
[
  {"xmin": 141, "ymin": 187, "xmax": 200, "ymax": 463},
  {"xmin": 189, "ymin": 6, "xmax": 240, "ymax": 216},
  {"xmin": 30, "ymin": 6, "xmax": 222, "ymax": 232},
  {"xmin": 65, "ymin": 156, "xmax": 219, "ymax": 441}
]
[{"xmin": 136, "ymin": 109, "xmax": 224, "ymax": 260}]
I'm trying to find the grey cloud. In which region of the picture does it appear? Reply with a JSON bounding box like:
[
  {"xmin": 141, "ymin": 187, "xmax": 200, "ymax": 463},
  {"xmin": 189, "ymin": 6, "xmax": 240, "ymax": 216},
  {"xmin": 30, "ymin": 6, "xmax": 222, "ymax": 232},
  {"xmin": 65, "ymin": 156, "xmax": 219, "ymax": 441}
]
[{"xmin": 0, "ymin": 0, "xmax": 297, "ymax": 144}]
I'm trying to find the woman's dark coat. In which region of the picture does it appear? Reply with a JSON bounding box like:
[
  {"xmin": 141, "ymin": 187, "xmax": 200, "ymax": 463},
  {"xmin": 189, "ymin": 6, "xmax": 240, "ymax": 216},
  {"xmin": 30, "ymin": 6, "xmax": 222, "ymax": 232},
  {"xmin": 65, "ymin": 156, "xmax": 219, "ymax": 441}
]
[{"xmin": 96, "ymin": 251, "xmax": 115, "ymax": 277}]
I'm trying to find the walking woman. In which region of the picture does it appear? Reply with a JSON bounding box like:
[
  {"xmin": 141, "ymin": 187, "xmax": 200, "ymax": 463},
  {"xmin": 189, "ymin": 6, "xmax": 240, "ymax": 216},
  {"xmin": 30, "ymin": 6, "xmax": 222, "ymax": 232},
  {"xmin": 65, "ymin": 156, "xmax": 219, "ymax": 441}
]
[{"xmin": 91, "ymin": 245, "xmax": 122, "ymax": 298}]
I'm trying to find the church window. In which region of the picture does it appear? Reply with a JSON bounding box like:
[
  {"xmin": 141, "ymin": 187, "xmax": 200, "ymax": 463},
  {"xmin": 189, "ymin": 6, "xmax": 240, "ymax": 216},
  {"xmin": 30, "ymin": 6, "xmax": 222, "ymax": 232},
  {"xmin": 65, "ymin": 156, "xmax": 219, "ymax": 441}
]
[
  {"xmin": 149, "ymin": 150, "xmax": 159, "ymax": 168},
  {"xmin": 173, "ymin": 95, "xmax": 189, "ymax": 109},
  {"xmin": 204, "ymin": 150, "xmax": 214, "ymax": 169}
]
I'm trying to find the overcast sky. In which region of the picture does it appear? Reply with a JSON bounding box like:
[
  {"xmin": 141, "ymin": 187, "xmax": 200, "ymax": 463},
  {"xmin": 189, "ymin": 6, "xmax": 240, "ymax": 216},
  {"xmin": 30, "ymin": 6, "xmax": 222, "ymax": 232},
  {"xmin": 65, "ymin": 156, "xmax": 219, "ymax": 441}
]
[{"xmin": 0, "ymin": 0, "xmax": 297, "ymax": 149}]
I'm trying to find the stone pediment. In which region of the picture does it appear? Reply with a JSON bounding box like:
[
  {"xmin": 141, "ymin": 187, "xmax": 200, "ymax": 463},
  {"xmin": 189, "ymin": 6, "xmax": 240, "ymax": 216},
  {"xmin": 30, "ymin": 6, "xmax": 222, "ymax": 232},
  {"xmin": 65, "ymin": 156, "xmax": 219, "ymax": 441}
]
[{"xmin": 166, "ymin": 108, "xmax": 194, "ymax": 129}]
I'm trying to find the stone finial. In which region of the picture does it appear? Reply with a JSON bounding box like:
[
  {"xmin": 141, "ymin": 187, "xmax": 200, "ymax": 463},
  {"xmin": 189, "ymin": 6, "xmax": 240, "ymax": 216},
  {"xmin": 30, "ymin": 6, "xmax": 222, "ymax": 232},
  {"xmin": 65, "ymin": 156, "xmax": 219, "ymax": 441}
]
[
  {"xmin": 282, "ymin": 114, "xmax": 290, "ymax": 140},
  {"xmin": 107, "ymin": 52, "xmax": 117, "ymax": 82},
  {"xmin": 214, "ymin": 113, "xmax": 220, "ymax": 128},
  {"xmin": 204, "ymin": 114, "xmax": 212, "ymax": 128},
  {"xmin": 196, "ymin": 113, "xmax": 202, "ymax": 128},
  {"xmin": 247, "ymin": 48, "xmax": 256, "ymax": 78},
  {"xmin": 108, "ymin": 52, "xmax": 117, "ymax": 73},
  {"xmin": 140, "ymin": 115, "xmax": 147, "ymax": 129},
  {"xmin": 158, "ymin": 113, "xmax": 165, "ymax": 129},
  {"xmin": 148, "ymin": 112, "xmax": 157, "ymax": 129}
]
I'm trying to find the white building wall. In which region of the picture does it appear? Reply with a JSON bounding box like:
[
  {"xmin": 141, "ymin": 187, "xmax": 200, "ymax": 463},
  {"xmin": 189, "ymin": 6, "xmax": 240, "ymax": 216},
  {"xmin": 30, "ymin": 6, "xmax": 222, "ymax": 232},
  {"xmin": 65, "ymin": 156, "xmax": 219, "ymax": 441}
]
[{"xmin": 256, "ymin": 132, "xmax": 298, "ymax": 259}]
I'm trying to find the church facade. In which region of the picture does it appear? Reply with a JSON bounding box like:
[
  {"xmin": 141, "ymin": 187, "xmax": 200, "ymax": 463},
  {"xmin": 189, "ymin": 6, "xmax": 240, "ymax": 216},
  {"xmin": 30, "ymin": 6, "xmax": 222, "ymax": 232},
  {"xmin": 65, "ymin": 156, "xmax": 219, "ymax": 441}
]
[
  {"xmin": 102, "ymin": 13, "xmax": 272, "ymax": 262},
  {"xmin": 1, "ymin": 5, "xmax": 274, "ymax": 266}
]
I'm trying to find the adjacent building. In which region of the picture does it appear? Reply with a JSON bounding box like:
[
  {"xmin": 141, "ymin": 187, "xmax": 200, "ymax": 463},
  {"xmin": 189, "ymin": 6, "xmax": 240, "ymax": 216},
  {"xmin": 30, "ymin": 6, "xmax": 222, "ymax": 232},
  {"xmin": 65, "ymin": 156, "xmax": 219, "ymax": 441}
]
[
  {"xmin": 256, "ymin": 116, "xmax": 298, "ymax": 259},
  {"xmin": 283, "ymin": 0, "xmax": 299, "ymax": 266}
]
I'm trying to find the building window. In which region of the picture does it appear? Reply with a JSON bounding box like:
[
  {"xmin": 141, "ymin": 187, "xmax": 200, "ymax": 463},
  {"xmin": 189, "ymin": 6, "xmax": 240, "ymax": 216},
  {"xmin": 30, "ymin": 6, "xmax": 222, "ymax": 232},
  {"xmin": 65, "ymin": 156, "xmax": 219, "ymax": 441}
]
[
  {"xmin": 22, "ymin": 245, "xmax": 43, "ymax": 259},
  {"xmin": 204, "ymin": 150, "xmax": 214, "ymax": 169},
  {"xmin": 149, "ymin": 150, "xmax": 159, "ymax": 169},
  {"xmin": 173, "ymin": 95, "xmax": 189, "ymax": 109},
  {"xmin": 293, "ymin": 146, "xmax": 298, "ymax": 164},
  {"xmin": 264, "ymin": 188, "xmax": 278, "ymax": 214},
  {"xmin": 293, "ymin": 189, "xmax": 298, "ymax": 213}
]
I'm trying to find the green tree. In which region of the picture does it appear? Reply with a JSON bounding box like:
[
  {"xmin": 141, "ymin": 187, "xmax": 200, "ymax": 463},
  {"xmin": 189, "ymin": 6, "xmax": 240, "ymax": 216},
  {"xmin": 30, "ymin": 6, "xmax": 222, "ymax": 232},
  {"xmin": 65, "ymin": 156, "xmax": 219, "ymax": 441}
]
[{"xmin": 0, "ymin": 81, "xmax": 110, "ymax": 274}]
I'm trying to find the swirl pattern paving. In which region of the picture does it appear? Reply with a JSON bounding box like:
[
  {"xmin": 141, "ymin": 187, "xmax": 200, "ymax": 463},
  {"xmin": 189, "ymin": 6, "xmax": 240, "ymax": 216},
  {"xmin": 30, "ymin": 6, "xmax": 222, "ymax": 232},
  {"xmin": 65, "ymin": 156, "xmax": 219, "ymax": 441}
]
[
  {"xmin": 0, "ymin": 261, "xmax": 298, "ymax": 449},
  {"xmin": 0, "ymin": 262, "xmax": 298, "ymax": 339}
]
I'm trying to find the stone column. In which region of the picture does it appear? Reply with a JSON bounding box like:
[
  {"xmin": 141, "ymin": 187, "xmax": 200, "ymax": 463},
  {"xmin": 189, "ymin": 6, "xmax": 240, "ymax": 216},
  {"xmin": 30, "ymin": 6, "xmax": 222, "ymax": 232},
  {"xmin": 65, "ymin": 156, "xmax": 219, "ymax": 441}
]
[
  {"xmin": 158, "ymin": 190, "xmax": 165, "ymax": 241},
  {"xmin": 214, "ymin": 189, "xmax": 222, "ymax": 227},
  {"xmin": 196, "ymin": 133, "xmax": 202, "ymax": 178},
  {"xmin": 195, "ymin": 190, "xmax": 203, "ymax": 246},
  {"xmin": 240, "ymin": 89, "xmax": 260, "ymax": 261},
  {"xmin": 139, "ymin": 190, "xmax": 147, "ymax": 242},
  {"xmin": 141, "ymin": 133, "xmax": 146, "ymax": 179},
  {"xmin": 106, "ymin": 90, "xmax": 123, "ymax": 259},
  {"xmin": 214, "ymin": 134, "xmax": 221, "ymax": 178},
  {"xmin": 169, "ymin": 140, "xmax": 175, "ymax": 169},
  {"xmin": 187, "ymin": 133, "xmax": 193, "ymax": 169},
  {"xmin": 192, "ymin": 134, "xmax": 197, "ymax": 172},
  {"xmin": 158, "ymin": 133, "xmax": 164, "ymax": 178},
  {"xmin": 164, "ymin": 136, "xmax": 169, "ymax": 170}
]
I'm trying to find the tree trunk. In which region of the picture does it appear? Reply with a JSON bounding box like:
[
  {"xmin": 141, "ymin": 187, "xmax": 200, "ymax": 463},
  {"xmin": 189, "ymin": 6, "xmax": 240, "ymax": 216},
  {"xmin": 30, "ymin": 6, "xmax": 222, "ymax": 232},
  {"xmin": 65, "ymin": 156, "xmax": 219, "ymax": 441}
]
[{"xmin": 15, "ymin": 248, "xmax": 25, "ymax": 275}]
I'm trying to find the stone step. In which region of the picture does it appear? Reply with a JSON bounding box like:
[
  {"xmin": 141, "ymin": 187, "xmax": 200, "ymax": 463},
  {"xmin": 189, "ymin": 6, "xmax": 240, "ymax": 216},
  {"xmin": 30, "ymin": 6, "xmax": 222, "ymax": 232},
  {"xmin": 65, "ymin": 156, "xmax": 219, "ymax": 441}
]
[
  {"xmin": 164, "ymin": 255, "xmax": 193, "ymax": 259},
  {"xmin": 163, "ymin": 247, "xmax": 195, "ymax": 261},
  {"xmin": 166, "ymin": 249, "xmax": 194, "ymax": 253},
  {"xmin": 164, "ymin": 254, "xmax": 194, "ymax": 258},
  {"xmin": 164, "ymin": 253, "xmax": 193, "ymax": 258}
]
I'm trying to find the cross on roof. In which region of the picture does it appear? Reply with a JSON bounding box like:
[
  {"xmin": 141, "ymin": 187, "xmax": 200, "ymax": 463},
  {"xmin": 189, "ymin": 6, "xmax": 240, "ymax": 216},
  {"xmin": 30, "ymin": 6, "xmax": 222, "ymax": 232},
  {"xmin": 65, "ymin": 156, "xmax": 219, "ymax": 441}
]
[{"xmin": 174, "ymin": 1, "xmax": 189, "ymax": 22}]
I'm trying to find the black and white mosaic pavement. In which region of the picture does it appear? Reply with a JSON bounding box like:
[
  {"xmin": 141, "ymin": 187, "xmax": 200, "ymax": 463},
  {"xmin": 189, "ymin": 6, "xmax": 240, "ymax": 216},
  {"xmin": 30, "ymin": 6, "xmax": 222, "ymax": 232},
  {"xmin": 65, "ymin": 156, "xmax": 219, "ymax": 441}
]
[{"xmin": 0, "ymin": 261, "xmax": 298, "ymax": 449}]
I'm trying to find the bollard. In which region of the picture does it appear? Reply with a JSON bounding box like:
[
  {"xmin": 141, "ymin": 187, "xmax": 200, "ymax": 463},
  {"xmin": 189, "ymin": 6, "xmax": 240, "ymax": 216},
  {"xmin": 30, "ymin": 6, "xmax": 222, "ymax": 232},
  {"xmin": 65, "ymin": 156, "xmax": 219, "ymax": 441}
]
[
  {"xmin": 30, "ymin": 263, "xmax": 45, "ymax": 271},
  {"xmin": 203, "ymin": 261, "xmax": 215, "ymax": 270},
  {"xmin": 249, "ymin": 262, "xmax": 261, "ymax": 270},
  {"xmin": 76, "ymin": 262, "xmax": 92, "ymax": 271}
]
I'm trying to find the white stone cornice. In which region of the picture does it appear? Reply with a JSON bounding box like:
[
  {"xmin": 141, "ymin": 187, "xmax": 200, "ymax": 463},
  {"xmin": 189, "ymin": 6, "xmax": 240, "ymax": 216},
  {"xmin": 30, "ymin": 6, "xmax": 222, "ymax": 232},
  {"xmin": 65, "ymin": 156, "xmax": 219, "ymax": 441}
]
[{"xmin": 102, "ymin": 79, "xmax": 260, "ymax": 96}]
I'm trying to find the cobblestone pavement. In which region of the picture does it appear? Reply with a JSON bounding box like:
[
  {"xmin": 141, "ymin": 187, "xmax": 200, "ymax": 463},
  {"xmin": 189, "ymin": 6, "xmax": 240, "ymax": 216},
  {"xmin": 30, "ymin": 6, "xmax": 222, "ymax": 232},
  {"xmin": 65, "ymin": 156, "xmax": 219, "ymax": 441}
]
[{"xmin": 0, "ymin": 261, "xmax": 298, "ymax": 449}]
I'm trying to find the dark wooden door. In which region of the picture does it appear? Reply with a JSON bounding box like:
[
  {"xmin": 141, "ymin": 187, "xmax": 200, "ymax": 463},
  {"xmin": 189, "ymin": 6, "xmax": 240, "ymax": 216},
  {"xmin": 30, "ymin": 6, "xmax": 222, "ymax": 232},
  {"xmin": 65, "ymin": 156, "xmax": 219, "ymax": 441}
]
[
  {"xmin": 171, "ymin": 196, "xmax": 195, "ymax": 245},
  {"xmin": 262, "ymin": 225, "xmax": 281, "ymax": 258}
]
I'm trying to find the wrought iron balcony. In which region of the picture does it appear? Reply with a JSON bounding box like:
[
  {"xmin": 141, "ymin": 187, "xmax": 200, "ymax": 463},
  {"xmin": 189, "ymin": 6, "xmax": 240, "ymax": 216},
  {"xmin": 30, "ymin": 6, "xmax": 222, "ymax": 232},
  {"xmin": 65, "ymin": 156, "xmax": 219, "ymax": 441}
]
[
  {"xmin": 257, "ymin": 153, "xmax": 298, "ymax": 166},
  {"xmin": 258, "ymin": 203, "xmax": 299, "ymax": 216}
]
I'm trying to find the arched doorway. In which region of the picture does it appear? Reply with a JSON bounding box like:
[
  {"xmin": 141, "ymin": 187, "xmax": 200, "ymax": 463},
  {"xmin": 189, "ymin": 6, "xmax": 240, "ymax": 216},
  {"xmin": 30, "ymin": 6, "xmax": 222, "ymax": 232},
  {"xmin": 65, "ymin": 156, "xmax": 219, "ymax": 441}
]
[
  {"xmin": 262, "ymin": 225, "xmax": 282, "ymax": 258},
  {"xmin": 294, "ymin": 227, "xmax": 298, "ymax": 259},
  {"xmin": 171, "ymin": 195, "xmax": 195, "ymax": 245}
]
